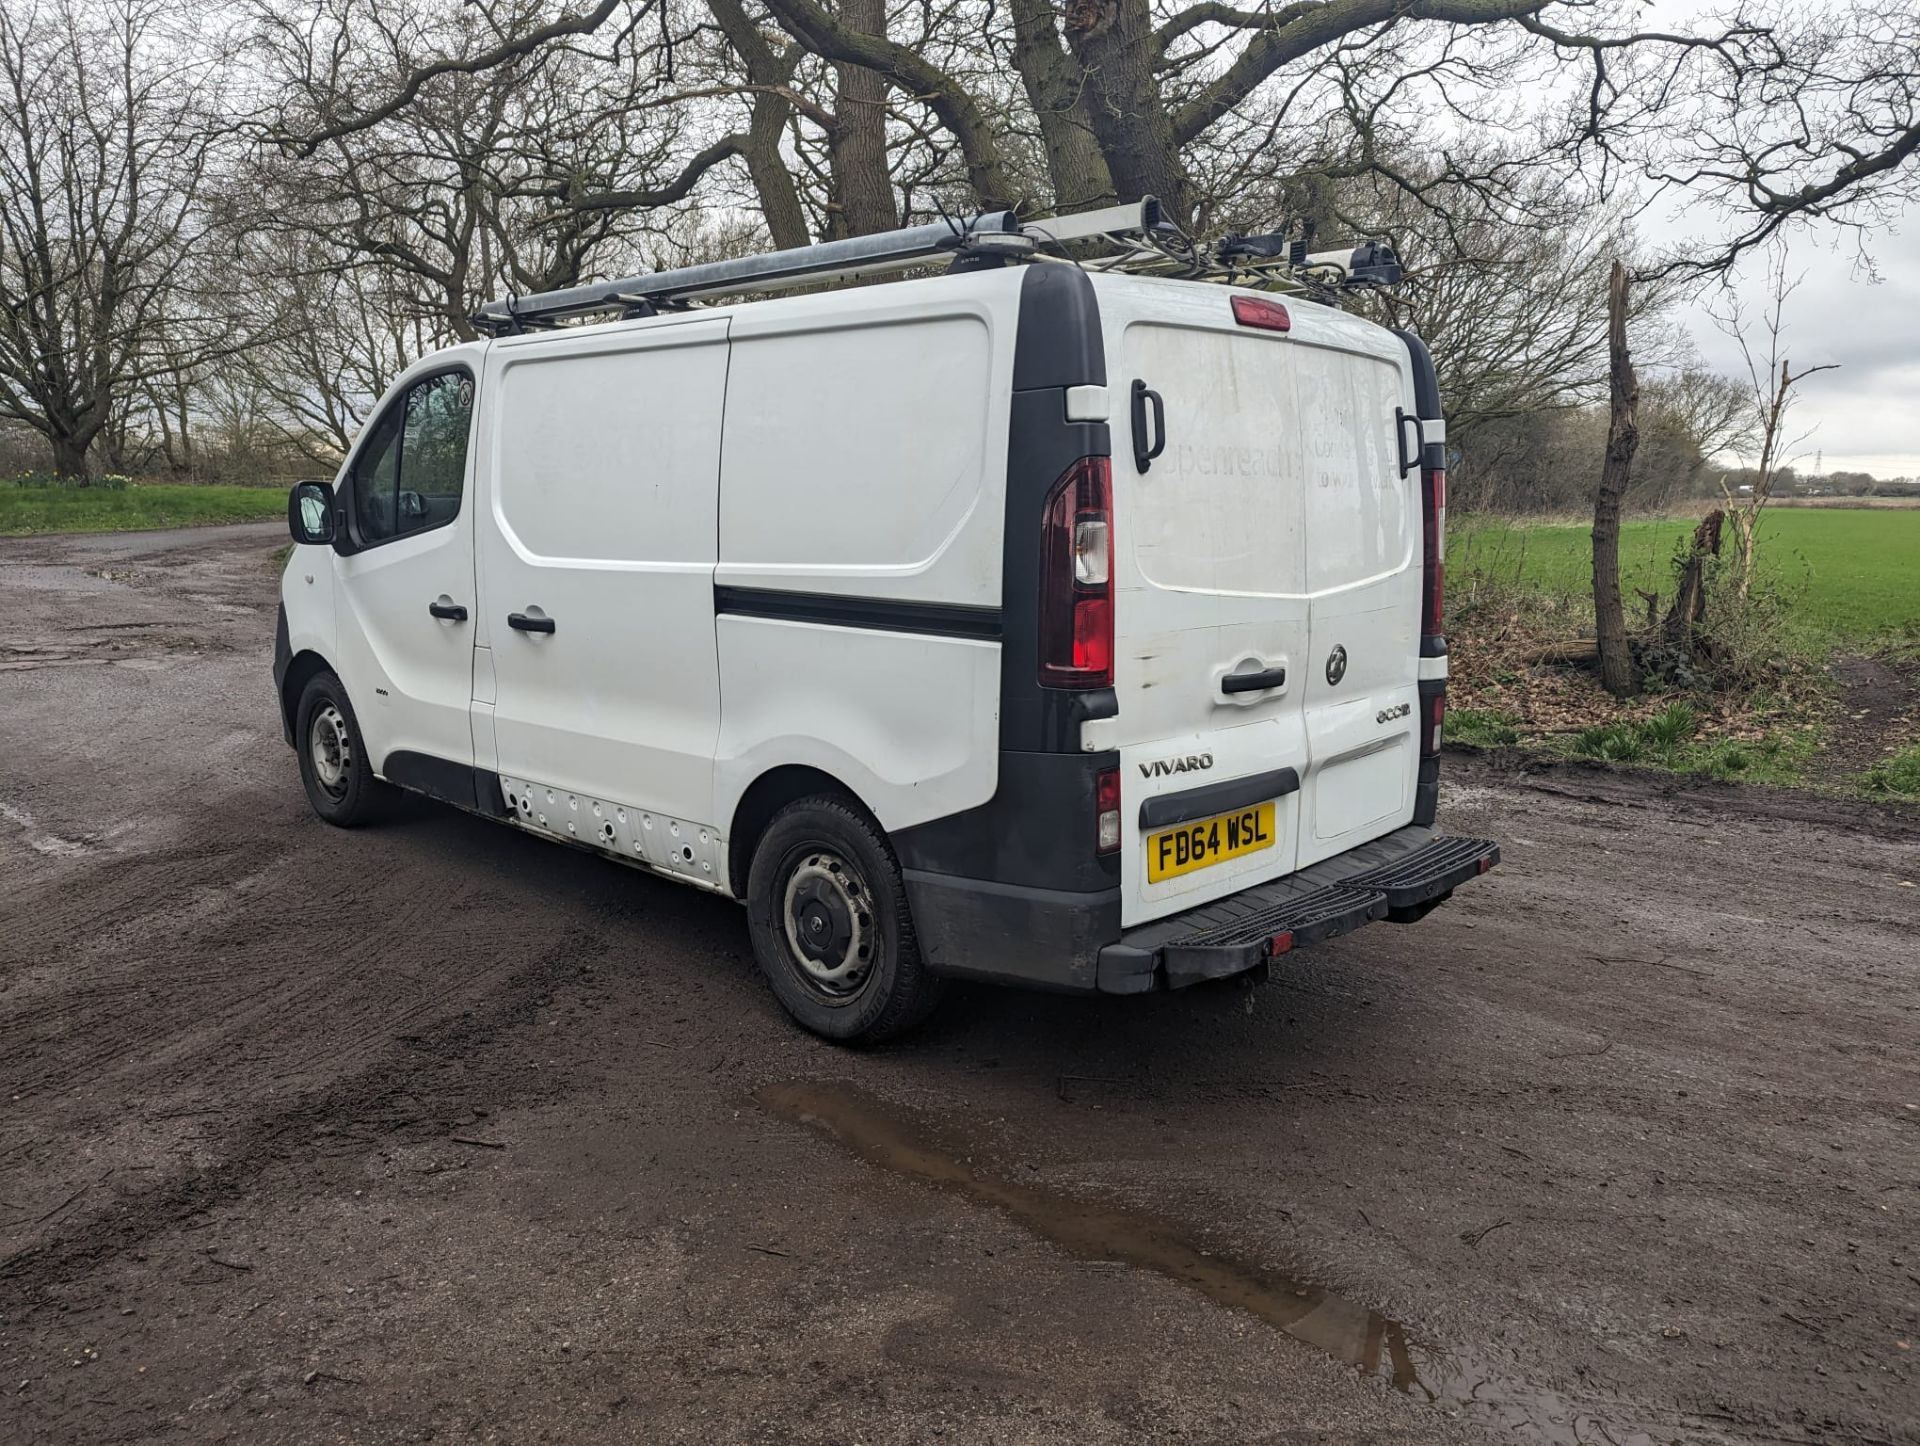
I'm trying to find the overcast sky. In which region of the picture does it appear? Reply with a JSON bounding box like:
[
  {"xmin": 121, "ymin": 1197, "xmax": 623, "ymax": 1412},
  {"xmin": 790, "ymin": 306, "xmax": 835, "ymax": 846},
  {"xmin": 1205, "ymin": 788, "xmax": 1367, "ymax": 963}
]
[
  {"xmin": 1665, "ymin": 212, "xmax": 1920, "ymax": 479},
  {"xmin": 1639, "ymin": 0, "xmax": 1919, "ymax": 480}
]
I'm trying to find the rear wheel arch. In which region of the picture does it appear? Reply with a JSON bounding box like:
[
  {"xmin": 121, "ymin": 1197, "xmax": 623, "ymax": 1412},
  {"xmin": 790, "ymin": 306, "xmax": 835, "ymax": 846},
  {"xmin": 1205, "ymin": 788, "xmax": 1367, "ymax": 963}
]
[{"xmin": 727, "ymin": 765, "xmax": 872, "ymax": 899}]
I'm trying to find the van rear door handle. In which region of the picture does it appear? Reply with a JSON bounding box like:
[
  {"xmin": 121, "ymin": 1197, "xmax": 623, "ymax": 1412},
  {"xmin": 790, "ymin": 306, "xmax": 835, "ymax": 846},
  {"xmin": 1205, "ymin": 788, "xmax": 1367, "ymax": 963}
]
[
  {"xmin": 428, "ymin": 599, "xmax": 468, "ymax": 621},
  {"xmin": 1132, "ymin": 379, "xmax": 1167, "ymax": 473},
  {"xmin": 507, "ymin": 612, "xmax": 555, "ymax": 634},
  {"xmin": 1221, "ymin": 665, "xmax": 1287, "ymax": 694}
]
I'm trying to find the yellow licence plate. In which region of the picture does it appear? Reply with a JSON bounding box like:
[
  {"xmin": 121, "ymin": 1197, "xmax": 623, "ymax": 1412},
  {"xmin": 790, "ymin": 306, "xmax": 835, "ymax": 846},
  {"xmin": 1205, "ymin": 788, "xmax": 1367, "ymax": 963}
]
[{"xmin": 1146, "ymin": 801, "xmax": 1277, "ymax": 883}]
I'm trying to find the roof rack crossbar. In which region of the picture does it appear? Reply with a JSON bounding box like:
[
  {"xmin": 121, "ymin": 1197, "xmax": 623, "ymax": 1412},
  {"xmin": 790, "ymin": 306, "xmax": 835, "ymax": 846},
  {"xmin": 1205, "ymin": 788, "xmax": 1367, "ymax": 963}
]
[{"xmin": 470, "ymin": 199, "xmax": 1178, "ymax": 334}]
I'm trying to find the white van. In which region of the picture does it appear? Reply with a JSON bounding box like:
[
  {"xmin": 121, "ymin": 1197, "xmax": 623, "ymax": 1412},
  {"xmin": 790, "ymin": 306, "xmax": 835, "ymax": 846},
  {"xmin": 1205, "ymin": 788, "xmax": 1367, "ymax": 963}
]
[{"xmin": 275, "ymin": 210, "xmax": 1497, "ymax": 1041}]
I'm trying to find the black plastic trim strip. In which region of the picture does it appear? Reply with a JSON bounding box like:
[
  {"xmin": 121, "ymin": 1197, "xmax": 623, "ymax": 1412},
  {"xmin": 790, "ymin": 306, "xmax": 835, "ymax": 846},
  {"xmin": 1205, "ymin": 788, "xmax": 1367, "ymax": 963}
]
[
  {"xmin": 1013, "ymin": 264, "xmax": 1105, "ymax": 391},
  {"xmin": 1138, "ymin": 767, "xmax": 1300, "ymax": 830},
  {"xmin": 714, "ymin": 585, "xmax": 1003, "ymax": 641},
  {"xmin": 1420, "ymin": 635, "xmax": 1448, "ymax": 658},
  {"xmin": 1390, "ymin": 329, "xmax": 1441, "ymax": 420},
  {"xmin": 272, "ymin": 604, "xmax": 293, "ymax": 745},
  {"xmin": 379, "ymin": 752, "xmax": 513, "ymax": 819}
]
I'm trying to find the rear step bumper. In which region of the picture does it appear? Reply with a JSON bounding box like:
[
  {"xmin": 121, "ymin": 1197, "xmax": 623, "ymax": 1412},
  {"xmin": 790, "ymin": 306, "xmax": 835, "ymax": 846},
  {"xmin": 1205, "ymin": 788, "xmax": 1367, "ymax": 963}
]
[
  {"xmin": 904, "ymin": 824, "xmax": 1497, "ymax": 996},
  {"xmin": 1095, "ymin": 828, "xmax": 1499, "ymax": 993}
]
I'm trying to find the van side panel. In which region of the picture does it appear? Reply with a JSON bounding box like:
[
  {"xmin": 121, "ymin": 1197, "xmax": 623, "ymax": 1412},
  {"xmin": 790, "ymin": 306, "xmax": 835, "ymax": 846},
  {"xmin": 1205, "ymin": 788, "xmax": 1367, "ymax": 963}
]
[
  {"xmin": 712, "ymin": 273, "xmax": 1022, "ymax": 864},
  {"xmin": 712, "ymin": 618, "xmax": 1002, "ymax": 836},
  {"xmin": 716, "ymin": 295, "xmax": 1008, "ymax": 606}
]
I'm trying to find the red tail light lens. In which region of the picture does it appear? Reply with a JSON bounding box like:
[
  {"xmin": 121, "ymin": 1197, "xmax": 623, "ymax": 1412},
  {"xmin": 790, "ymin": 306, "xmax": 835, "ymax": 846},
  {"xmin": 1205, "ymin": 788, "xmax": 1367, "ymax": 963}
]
[
  {"xmin": 1094, "ymin": 766, "xmax": 1120, "ymax": 854},
  {"xmin": 1231, "ymin": 295, "xmax": 1291, "ymax": 332},
  {"xmin": 1039, "ymin": 456, "xmax": 1113, "ymax": 688},
  {"xmin": 1422, "ymin": 467, "xmax": 1446, "ymax": 639}
]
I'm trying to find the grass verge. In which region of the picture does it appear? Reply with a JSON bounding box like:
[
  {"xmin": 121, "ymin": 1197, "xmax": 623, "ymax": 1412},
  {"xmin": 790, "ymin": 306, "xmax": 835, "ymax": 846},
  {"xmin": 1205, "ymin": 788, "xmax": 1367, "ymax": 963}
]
[
  {"xmin": 1448, "ymin": 697, "xmax": 1823, "ymax": 786},
  {"xmin": 1443, "ymin": 507, "xmax": 1920, "ymax": 796},
  {"xmin": 0, "ymin": 484, "xmax": 286, "ymax": 536},
  {"xmin": 1864, "ymin": 745, "xmax": 1920, "ymax": 799},
  {"xmin": 1451, "ymin": 508, "xmax": 1920, "ymax": 648}
]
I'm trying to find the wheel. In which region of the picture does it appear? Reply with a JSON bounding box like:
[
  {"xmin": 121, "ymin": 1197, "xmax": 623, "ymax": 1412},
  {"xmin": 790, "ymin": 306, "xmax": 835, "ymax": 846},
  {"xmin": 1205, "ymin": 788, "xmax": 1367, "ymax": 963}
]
[
  {"xmin": 294, "ymin": 670, "xmax": 389, "ymax": 827},
  {"xmin": 745, "ymin": 796, "xmax": 943, "ymax": 1043}
]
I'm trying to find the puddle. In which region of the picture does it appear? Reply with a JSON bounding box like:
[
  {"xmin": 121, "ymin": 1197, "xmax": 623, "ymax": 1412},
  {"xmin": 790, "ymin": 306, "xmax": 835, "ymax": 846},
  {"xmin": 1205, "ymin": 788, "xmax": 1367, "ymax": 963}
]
[{"xmin": 757, "ymin": 1079, "xmax": 1742, "ymax": 1445}]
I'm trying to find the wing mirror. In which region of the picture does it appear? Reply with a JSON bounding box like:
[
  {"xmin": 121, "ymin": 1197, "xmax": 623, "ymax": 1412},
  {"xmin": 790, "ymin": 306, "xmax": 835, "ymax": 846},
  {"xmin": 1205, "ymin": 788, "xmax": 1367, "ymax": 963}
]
[{"xmin": 288, "ymin": 481, "xmax": 334, "ymax": 546}]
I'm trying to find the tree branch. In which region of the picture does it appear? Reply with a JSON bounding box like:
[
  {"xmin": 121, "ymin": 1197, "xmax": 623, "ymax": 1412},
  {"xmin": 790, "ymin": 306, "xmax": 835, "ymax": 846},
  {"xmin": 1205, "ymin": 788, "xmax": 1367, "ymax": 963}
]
[
  {"xmin": 271, "ymin": 0, "xmax": 629, "ymax": 155},
  {"xmin": 562, "ymin": 132, "xmax": 744, "ymax": 213},
  {"xmin": 756, "ymin": 0, "xmax": 1017, "ymax": 208}
]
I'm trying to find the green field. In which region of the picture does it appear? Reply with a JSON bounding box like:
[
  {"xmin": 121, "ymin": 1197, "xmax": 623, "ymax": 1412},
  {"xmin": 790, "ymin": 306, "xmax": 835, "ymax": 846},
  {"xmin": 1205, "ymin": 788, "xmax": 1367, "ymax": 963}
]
[
  {"xmin": 0, "ymin": 484, "xmax": 287, "ymax": 537},
  {"xmin": 1452, "ymin": 508, "xmax": 1920, "ymax": 644}
]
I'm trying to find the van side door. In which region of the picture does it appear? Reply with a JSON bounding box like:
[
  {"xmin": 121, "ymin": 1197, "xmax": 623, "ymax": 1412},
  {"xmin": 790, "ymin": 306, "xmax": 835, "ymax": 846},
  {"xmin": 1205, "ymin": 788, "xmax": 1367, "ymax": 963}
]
[
  {"xmin": 474, "ymin": 318, "xmax": 730, "ymax": 885},
  {"xmin": 332, "ymin": 364, "xmax": 481, "ymax": 783}
]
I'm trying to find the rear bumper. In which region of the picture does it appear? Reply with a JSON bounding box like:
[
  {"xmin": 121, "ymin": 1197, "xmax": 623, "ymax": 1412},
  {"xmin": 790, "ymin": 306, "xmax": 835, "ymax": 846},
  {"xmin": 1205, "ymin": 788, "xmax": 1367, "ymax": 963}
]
[{"xmin": 904, "ymin": 825, "xmax": 1497, "ymax": 995}]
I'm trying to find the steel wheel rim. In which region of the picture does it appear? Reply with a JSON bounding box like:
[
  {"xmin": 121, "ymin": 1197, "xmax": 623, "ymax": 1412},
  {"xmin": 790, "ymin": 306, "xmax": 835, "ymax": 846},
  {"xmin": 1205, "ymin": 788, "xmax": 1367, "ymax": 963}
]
[
  {"xmin": 781, "ymin": 850, "xmax": 874, "ymax": 997},
  {"xmin": 310, "ymin": 703, "xmax": 352, "ymax": 797}
]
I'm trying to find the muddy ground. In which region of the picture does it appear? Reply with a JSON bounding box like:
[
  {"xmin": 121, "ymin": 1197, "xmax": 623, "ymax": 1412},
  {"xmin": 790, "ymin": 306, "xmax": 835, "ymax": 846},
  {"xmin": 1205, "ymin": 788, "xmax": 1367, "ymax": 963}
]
[{"xmin": 1, "ymin": 523, "xmax": 1915, "ymax": 1445}]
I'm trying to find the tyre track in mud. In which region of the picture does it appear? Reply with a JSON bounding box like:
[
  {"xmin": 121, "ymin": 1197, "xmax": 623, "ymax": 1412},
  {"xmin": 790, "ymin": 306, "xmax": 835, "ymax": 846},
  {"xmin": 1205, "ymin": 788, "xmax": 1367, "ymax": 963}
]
[{"xmin": 0, "ymin": 926, "xmax": 599, "ymax": 1303}]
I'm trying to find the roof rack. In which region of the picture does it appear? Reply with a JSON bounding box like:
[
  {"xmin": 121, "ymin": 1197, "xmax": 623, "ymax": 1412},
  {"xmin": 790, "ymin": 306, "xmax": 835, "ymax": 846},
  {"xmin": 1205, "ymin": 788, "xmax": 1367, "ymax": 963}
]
[
  {"xmin": 470, "ymin": 197, "xmax": 1398, "ymax": 336},
  {"xmin": 472, "ymin": 200, "xmax": 1171, "ymax": 335}
]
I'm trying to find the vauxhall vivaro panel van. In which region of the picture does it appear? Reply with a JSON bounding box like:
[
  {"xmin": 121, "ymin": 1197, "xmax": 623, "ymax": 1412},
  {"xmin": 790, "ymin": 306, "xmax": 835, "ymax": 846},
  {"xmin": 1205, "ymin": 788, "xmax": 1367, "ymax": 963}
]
[{"xmin": 275, "ymin": 210, "xmax": 1497, "ymax": 1041}]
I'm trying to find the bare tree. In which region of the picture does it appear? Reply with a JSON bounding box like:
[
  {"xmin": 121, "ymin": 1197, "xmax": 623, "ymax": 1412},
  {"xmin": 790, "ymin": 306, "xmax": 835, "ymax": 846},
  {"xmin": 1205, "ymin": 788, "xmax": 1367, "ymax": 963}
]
[
  {"xmin": 1709, "ymin": 251, "xmax": 1838, "ymax": 597},
  {"xmin": 250, "ymin": 0, "xmax": 729, "ymax": 346},
  {"xmin": 0, "ymin": 0, "xmax": 242, "ymax": 478},
  {"xmin": 1643, "ymin": 1, "xmax": 1920, "ymax": 275}
]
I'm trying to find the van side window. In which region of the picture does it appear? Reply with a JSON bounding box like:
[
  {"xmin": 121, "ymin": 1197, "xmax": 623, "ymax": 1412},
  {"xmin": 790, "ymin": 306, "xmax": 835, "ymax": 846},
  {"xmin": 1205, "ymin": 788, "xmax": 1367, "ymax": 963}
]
[{"xmin": 352, "ymin": 370, "xmax": 474, "ymax": 544}]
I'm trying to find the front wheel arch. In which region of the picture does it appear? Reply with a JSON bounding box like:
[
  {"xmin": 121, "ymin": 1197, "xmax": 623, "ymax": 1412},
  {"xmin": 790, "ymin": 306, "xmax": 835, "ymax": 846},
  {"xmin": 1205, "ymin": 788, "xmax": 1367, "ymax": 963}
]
[{"xmin": 279, "ymin": 649, "xmax": 334, "ymax": 747}]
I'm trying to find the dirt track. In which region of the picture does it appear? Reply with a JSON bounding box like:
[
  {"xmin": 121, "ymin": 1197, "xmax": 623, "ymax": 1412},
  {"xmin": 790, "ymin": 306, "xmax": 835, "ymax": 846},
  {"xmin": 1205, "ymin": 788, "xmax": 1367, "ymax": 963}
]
[{"xmin": 2, "ymin": 523, "xmax": 1916, "ymax": 1445}]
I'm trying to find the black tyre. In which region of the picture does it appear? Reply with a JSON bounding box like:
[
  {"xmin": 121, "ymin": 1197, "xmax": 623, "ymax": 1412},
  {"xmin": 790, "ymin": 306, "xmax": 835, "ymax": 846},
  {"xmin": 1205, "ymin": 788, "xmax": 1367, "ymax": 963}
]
[
  {"xmin": 745, "ymin": 796, "xmax": 943, "ymax": 1043},
  {"xmin": 294, "ymin": 670, "xmax": 389, "ymax": 827}
]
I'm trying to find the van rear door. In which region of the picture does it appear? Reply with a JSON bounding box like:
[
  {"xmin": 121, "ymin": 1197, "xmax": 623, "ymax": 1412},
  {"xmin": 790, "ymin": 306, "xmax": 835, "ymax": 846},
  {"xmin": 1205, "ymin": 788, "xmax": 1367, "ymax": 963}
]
[
  {"xmin": 1289, "ymin": 331, "xmax": 1423, "ymax": 868},
  {"xmin": 1095, "ymin": 277, "xmax": 1420, "ymax": 926}
]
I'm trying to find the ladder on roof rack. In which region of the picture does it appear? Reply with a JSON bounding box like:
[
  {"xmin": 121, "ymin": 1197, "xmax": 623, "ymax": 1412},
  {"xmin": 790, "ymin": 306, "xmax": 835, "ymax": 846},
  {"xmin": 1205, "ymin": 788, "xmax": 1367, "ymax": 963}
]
[
  {"xmin": 473, "ymin": 199, "xmax": 1169, "ymax": 335},
  {"xmin": 470, "ymin": 197, "xmax": 1398, "ymax": 335}
]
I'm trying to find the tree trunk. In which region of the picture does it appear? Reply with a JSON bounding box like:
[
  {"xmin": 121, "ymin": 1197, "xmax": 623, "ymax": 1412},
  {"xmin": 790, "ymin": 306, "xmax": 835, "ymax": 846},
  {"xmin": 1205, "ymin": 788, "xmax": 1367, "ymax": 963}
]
[
  {"xmin": 744, "ymin": 94, "xmax": 811, "ymax": 249},
  {"xmin": 1061, "ymin": 0, "xmax": 1191, "ymax": 222},
  {"xmin": 708, "ymin": 0, "xmax": 812, "ymax": 250},
  {"xmin": 1006, "ymin": 0, "xmax": 1115, "ymax": 211},
  {"xmin": 51, "ymin": 433, "xmax": 91, "ymax": 482},
  {"xmin": 1735, "ymin": 509, "xmax": 1758, "ymax": 598},
  {"xmin": 1663, "ymin": 508, "xmax": 1724, "ymax": 647},
  {"xmin": 827, "ymin": 0, "xmax": 896, "ymax": 237},
  {"xmin": 1592, "ymin": 259, "xmax": 1639, "ymax": 700}
]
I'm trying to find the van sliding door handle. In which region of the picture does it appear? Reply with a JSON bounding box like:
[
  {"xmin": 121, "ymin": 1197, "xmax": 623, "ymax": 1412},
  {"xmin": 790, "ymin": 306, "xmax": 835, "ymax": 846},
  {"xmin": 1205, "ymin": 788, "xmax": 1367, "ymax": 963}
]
[
  {"xmin": 428, "ymin": 599, "xmax": 468, "ymax": 621},
  {"xmin": 1131, "ymin": 379, "xmax": 1167, "ymax": 473},
  {"xmin": 1221, "ymin": 665, "xmax": 1287, "ymax": 694},
  {"xmin": 507, "ymin": 612, "xmax": 555, "ymax": 634}
]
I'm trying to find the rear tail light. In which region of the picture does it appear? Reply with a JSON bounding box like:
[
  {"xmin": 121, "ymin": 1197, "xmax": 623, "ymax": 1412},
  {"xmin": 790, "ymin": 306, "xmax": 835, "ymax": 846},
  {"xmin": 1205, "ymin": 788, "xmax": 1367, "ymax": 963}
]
[
  {"xmin": 1420, "ymin": 683, "xmax": 1446, "ymax": 759},
  {"xmin": 1039, "ymin": 456, "xmax": 1113, "ymax": 688},
  {"xmin": 1094, "ymin": 766, "xmax": 1121, "ymax": 854},
  {"xmin": 1422, "ymin": 466, "xmax": 1446, "ymax": 640}
]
